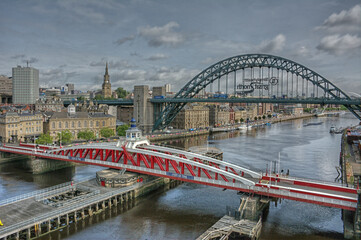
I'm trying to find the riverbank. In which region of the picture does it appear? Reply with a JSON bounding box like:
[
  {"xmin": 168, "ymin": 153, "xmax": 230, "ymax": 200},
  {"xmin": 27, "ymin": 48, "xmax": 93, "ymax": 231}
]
[
  {"xmin": 146, "ymin": 113, "xmax": 314, "ymax": 142},
  {"xmin": 340, "ymin": 126, "xmax": 361, "ymax": 239}
]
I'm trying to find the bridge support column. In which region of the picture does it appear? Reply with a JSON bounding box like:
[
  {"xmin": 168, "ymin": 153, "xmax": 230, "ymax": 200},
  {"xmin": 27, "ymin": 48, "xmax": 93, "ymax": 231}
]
[
  {"xmin": 238, "ymin": 195, "xmax": 270, "ymax": 221},
  {"xmin": 89, "ymin": 207, "xmax": 93, "ymax": 216}
]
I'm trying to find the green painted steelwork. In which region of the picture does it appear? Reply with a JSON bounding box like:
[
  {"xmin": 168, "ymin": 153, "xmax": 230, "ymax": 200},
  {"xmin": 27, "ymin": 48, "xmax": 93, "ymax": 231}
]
[
  {"xmin": 153, "ymin": 54, "xmax": 361, "ymax": 130},
  {"xmin": 151, "ymin": 97, "xmax": 361, "ymax": 105}
]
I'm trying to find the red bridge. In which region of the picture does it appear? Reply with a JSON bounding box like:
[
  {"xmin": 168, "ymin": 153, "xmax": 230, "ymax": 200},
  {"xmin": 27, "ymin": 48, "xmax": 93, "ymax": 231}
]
[{"xmin": 0, "ymin": 141, "xmax": 358, "ymax": 211}]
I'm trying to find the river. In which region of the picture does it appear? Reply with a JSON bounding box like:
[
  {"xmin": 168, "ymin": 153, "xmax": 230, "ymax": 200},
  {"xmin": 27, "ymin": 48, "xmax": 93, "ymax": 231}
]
[{"xmin": 0, "ymin": 114, "xmax": 359, "ymax": 240}]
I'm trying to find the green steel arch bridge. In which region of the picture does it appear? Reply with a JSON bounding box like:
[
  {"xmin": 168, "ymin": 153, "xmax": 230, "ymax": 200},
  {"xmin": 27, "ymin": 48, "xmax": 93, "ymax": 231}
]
[{"xmin": 153, "ymin": 54, "xmax": 361, "ymax": 130}]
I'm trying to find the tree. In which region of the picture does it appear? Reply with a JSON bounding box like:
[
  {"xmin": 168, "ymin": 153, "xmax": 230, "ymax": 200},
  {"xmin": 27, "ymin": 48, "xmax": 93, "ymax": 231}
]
[
  {"xmin": 100, "ymin": 127, "xmax": 114, "ymax": 138},
  {"xmin": 254, "ymin": 116, "xmax": 258, "ymax": 121},
  {"xmin": 77, "ymin": 96, "xmax": 85, "ymax": 101},
  {"xmin": 35, "ymin": 133, "xmax": 53, "ymax": 145},
  {"xmin": 117, "ymin": 124, "xmax": 130, "ymax": 136},
  {"xmin": 262, "ymin": 115, "xmax": 266, "ymax": 119},
  {"xmin": 267, "ymin": 114, "xmax": 272, "ymax": 118},
  {"xmin": 240, "ymin": 118, "xmax": 244, "ymax": 123},
  {"xmin": 57, "ymin": 130, "xmax": 73, "ymax": 144},
  {"xmin": 115, "ymin": 87, "xmax": 129, "ymax": 99},
  {"xmin": 78, "ymin": 129, "xmax": 95, "ymax": 141},
  {"xmin": 94, "ymin": 94, "xmax": 104, "ymax": 100}
]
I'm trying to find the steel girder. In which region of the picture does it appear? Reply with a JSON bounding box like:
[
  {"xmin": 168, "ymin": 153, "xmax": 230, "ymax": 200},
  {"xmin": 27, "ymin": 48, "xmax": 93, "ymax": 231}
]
[{"xmin": 153, "ymin": 54, "xmax": 360, "ymax": 130}]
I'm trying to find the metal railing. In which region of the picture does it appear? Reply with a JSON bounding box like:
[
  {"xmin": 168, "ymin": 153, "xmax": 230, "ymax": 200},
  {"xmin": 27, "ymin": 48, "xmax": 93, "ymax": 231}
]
[
  {"xmin": 0, "ymin": 182, "xmax": 71, "ymax": 207},
  {"xmin": 0, "ymin": 184, "xmax": 139, "ymax": 238}
]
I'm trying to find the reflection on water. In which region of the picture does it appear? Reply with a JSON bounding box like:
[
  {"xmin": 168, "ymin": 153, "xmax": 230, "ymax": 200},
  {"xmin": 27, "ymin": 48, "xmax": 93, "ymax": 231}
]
[{"xmin": 0, "ymin": 114, "xmax": 358, "ymax": 239}]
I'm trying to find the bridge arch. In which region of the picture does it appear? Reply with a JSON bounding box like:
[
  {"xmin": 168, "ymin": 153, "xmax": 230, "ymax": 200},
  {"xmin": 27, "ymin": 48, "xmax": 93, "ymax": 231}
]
[{"xmin": 154, "ymin": 53, "xmax": 360, "ymax": 130}]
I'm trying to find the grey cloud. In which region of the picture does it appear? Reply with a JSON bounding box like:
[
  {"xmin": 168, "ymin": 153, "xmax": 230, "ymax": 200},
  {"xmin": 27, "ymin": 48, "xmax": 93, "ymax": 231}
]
[
  {"xmin": 138, "ymin": 22, "xmax": 185, "ymax": 47},
  {"xmin": 258, "ymin": 34, "xmax": 286, "ymax": 53},
  {"xmin": 145, "ymin": 54, "xmax": 168, "ymax": 61},
  {"xmin": 317, "ymin": 34, "xmax": 361, "ymax": 55},
  {"xmin": 66, "ymin": 72, "xmax": 78, "ymax": 79},
  {"xmin": 130, "ymin": 52, "xmax": 140, "ymax": 57},
  {"xmin": 316, "ymin": 4, "xmax": 361, "ymax": 33},
  {"xmin": 114, "ymin": 35, "xmax": 135, "ymax": 45},
  {"xmin": 201, "ymin": 57, "xmax": 215, "ymax": 65},
  {"xmin": 90, "ymin": 59, "xmax": 136, "ymax": 69},
  {"xmin": 58, "ymin": 0, "xmax": 123, "ymax": 23},
  {"xmin": 11, "ymin": 54, "xmax": 26, "ymax": 59}
]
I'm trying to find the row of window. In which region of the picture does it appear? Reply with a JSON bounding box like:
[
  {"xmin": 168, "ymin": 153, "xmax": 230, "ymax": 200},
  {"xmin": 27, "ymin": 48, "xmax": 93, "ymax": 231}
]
[
  {"xmin": 7, "ymin": 126, "xmax": 42, "ymax": 136},
  {"xmin": 6, "ymin": 121, "xmax": 41, "ymax": 128},
  {"xmin": 51, "ymin": 120, "xmax": 106, "ymax": 129}
]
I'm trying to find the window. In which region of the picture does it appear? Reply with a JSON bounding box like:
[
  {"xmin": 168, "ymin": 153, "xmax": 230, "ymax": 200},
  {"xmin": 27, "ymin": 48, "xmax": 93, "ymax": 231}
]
[
  {"xmin": 52, "ymin": 122, "xmax": 55, "ymax": 128},
  {"xmin": 96, "ymin": 121, "xmax": 99, "ymax": 127},
  {"xmin": 102, "ymin": 121, "xmax": 105, "ymax": 127},
  {"xmin": 65, "ymin": 122, "xmax": 68, "ymax": 128},
  {"xmin": 15, "ymin": 130, "xmax": 17, "ymax": 135},
  {"xmin": 72, "ymin": 121, "xmax": 75, "ymax": 128},
  {"xmin": 90, "ymin": 121, "xmax": 93, "ymax": 127},
  {"xmin": 84, "ymin": 121, "xmax": 87, "ymax": 127},
  {"xmin": 59, "ymin": 122, "xmax": 62, "ymax": 128},
  {"xmin": 78, "ymin": 121, "xmax": 81, "ymax": 128}
]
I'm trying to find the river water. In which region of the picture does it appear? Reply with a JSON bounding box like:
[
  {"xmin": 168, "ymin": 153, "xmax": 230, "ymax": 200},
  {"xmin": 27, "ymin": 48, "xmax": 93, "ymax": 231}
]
[{"xmin": 0, "ymin": 114, "xmax": 359, "ymax": 240}]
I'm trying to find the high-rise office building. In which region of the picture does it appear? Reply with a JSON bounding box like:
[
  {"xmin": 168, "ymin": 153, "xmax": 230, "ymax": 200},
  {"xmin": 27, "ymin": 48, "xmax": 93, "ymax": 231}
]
[{"xmin": 12, "ymin": 66, "xmax": 39, "ymax": 104}]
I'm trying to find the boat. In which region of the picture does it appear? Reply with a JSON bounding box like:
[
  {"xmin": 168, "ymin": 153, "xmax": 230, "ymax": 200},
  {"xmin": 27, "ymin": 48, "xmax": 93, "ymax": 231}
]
[
  {"xmin": 238, "ymin": 124, "xmax": 247, "ymax": 131},
  {"xmin": 303, "ymin": 122, "xmax": 323, "ymax": 127},
  {"xmin": 330, "ymin": 126, "xmax": 336, "ymax": 133}
]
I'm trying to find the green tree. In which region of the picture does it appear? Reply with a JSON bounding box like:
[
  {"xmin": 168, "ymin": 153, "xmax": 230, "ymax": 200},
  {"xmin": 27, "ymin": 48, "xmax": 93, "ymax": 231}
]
[
  {"xmin": 240, "ymin": 118, "xmax": 244, "ymax": 123},
  {"xmin": 77, "ymin": 129, "xmax": 95, "ymax": 141},
  {"xmin": 35, "ymin": 133, "xmax": 53, "ymax": 145},
  {"xmin": 57, "ymin": 130, "xmax": 73, "ymax": 144},
  {"xmin": 115, "ymin": 87, "xmax": 129, "ymax": 99},
  {"xmin": 77, "ymin": 96, "xmax": 85, "ymax": 101},
  {"xmin": 254, "ymin": 116, "xmax": 258, "ymax": 121},
  {"xmin": 100, "ymin": 127, "xmax": 114, "ymax": 138},
  {"xmin": 117, "ymin": 124, "xmax": 130, "ymax": 136},
  {"xmin": 94, "ymin": 94, "xmax": 104, "ymax": 100},
  {"xmin": 267, "ymin": 114, "xmax": 272, "ymax": 118},
  {"xmin": 262, "ymin": 115, "xmax": 266, "ymax": 119}
]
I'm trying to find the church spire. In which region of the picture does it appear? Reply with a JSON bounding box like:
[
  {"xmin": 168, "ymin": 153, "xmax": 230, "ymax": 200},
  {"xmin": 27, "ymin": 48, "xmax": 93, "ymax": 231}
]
[{"xmin": 105, "ymin": 62, "xmax": 108, "ymax": 75}]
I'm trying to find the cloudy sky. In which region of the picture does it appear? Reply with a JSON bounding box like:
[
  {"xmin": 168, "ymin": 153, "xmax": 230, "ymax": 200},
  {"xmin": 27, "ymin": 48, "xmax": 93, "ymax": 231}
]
[{"xmin": 0, "ymin": 0, "xmax": 360, "ymax": 94}]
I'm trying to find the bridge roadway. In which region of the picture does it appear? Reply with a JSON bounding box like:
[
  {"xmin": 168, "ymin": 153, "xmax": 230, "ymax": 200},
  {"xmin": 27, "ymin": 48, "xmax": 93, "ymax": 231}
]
[{"xmin": 0, "ymin": 142, "xmax": 358, "ymax": 211}]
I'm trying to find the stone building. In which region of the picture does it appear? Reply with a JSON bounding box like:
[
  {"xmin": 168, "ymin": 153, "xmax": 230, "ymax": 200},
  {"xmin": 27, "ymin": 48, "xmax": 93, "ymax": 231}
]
[
  {"xmin": 35, "ymin": 97, "xmax": 64, "ymax": 112},
  {"xmin": 233, "ymin": 107, "xmax": 247, "ymax": 123},
  {"xmin": 171, "ymin": 104, "xmax": 209, "ymax": 130},
  {"xmin": 102, "ymin": 62, "xmax": 112, "ymax": 98},
  {"xmin": 0, "ymin": 111, "xmax": 43, "ymax": 143},
  {"xmin": 117, "ymin": 105, "xmax": 134, "ymax": 124},
  {"xmin": 209, "ymin": 105, "xmax": 229, "ymax": 127},
  {"xmin": 44, "ymin": 104, "xmax": 116, "ymax": 140},
  {"xmin": 0, "ymin": 75, "xmax": 12, "ymax": 95}
]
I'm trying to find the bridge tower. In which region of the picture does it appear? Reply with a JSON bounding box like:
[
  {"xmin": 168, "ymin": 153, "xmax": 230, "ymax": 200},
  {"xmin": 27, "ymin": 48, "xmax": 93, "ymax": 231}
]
[{"xmin": 133, "ymin": 85, "xmax": 154, "ymax": 133}]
